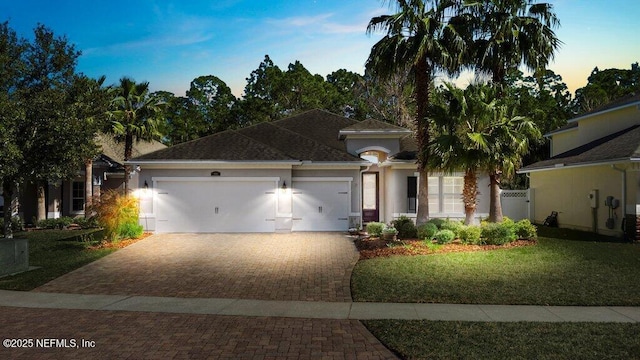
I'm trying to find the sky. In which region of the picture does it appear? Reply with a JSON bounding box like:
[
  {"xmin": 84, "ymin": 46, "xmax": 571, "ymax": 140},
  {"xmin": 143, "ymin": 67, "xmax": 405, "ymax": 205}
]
[{"xmin": 3, "ymin": 0, "xmax": 639, "ymax": 98}]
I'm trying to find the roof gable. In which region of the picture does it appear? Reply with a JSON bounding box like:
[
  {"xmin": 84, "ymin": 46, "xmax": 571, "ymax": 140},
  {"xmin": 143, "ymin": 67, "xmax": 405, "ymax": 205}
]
[
  {"xmin": 521, "ymin": 125, "xmax": 640, "ymax": 171},
  {"xmin": 238, "ymin": 122, "xmax": 362, "ymax": 162}
]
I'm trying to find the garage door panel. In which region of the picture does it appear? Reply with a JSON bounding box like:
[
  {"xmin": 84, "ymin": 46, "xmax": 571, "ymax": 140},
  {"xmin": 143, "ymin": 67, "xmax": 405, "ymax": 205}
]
[
  {"xmin": 154, "ymin": 179, "xmax": 276, "ymax": 233},
  {"xmin": 292, "ymin": 181, "xmax": 349, "ymax": 232}
]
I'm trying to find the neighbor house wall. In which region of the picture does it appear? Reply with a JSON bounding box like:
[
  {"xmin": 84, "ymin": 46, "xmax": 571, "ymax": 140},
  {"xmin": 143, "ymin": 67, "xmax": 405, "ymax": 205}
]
[
  {"xmin": 530, "ymin": 165, "xmax": 635, "ymax": 236},
  {"xmin": 550, "ymin": 129, "xmax": 579, "ymax": 156},
  {"xmin": 576, "ymin": 106, "xmax": 640, "ymax": 147}
]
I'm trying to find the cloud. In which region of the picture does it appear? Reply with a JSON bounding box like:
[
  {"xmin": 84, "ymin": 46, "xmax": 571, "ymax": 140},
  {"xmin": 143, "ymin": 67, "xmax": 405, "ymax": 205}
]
[{"xmin": 265, "ymin": 13, "xmax": 367, "ymax": 35}]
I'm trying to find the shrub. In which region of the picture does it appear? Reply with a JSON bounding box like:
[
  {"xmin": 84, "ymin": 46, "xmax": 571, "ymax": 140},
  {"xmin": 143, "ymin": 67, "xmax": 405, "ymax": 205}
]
[
  {"xmin": 481, "ymin": 222, "xmax": 517, "ymax": 245},
  {"xmin": 392, "ymin": 216, "xmax": 417, "ymax": 239},
  {"xmin": 382, "ymin": 226, "xmax": 398, "ymax": 236},
  {"xmin": 428, "ymin": 218, "xmax": 445, "ymax": 229},
  {"xmin": 366, "ymin": 222, "xmax": 385, "ymax": 237},
  {"xmin": 37, "ymin": 217, "xmax": 74, "ymax": 229},
  {"xmin": 74, "ymin": 216, "xmax": 99, "ymax": 229},
  {"xmin": 434, "ymin": 229, "xmax": 456, "ymax": 244},
  {"xmin": 458, "ymin": 225, "xmax": 482, "ymax": 245},
  {"xmin": 418, "ymin": 223, "xmax": 438, "ymax": 241},
  {"xmin": 92, "ymin": 190, "xmax": 143, "ymax": 241},
  {"xmin": 116, "ymin": 222, "xmax": 144, "ymax": 239},
  {"xmin": 515, "ymin": 219, "xmax": 537, "ymax": 240},
  {"xmin": 440, "ymin": 219, "xmax": 464, "ymax": 237},
  {"xmin": 0, "ymin": 216, "xmax": 23, "ymax": 235}
]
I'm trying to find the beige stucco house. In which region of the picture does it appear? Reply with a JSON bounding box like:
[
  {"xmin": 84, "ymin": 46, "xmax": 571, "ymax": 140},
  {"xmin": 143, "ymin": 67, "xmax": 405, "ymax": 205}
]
[
  {"xmin": 520, "ymin": 94, "xmax": 640, "ymax": 237},
  {"xmin": 129, "ymin": 109, "xmax": 492, "ymax": 233}
]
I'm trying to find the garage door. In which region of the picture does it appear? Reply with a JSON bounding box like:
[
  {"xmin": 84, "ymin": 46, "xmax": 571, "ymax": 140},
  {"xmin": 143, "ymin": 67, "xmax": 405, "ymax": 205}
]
[
  {"xmin": 154, "ymin": 178, "xmax": 277, "ymax": 233},
  {"xmin": 292, "ymin": 178, "xmax": 351, "ymax": 231}
]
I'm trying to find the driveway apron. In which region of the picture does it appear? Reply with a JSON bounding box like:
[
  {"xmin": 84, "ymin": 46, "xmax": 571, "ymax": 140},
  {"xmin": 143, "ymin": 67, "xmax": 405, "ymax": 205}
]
[{"xmin": 34, "ymin": 233, "xmax": 359, "ymax": 302}]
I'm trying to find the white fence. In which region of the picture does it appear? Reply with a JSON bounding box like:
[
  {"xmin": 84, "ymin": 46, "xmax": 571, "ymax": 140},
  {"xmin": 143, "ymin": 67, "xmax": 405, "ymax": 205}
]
[{"xmin": 501, "ymin": 189, "xmax": 533, "ymax": 221}]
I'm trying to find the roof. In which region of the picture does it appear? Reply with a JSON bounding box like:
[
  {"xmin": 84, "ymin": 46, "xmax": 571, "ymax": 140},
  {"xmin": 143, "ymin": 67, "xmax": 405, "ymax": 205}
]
[
  {"xmin": 545, "ymin": 122, "xmax": 578, "ymax": 137},
  {"xmin": 520, "ymin": 125, "xmax": 640, "ymax": 172},
  {"xmin": 132, "ymin": 130, "xmax": 294, "ymax": 161},
  {"xmin": 133, "ymin": 109, "xmax": 365, "ymax": 163},
  {"xmin": 96, "ymin": 133, "xmax": 166, "ymax": 164},
  {"xmin": 568, "ymin": 93, "xmax": 640, "ymax": 124}
]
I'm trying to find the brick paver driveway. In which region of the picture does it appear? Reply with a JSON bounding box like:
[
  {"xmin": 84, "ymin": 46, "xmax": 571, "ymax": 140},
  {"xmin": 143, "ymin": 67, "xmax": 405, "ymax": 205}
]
[
  {"xmin": 35, "ymin": 233, "xmax": 359, "ymax": 302},
  {"xmin": 7, "ymin": 233, "xmax": 397, "ymax": 359}
]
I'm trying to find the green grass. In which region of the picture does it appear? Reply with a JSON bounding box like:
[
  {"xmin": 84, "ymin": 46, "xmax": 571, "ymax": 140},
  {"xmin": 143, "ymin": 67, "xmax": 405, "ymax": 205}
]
[
  {"xmin": 0, "ymin": 229, "xmax": 115, "ymax": 291},
  {"xmin": 364, "ymin": 320, "xmax": 640, "ymax": 360},
  {"xmin": 352, "ymin": 237, "xmax": 640, "ymax": 305}
]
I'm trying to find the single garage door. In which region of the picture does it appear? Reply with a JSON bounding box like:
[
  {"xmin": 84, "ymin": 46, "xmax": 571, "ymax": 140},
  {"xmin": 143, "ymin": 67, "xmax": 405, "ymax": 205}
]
[
  {"xmin": 154, "ymin": 177, "xmax": 277, "ymax": 233},
  {"xmin": 292, "ymin": 178, "xmax": 351, "ymax": 231}
]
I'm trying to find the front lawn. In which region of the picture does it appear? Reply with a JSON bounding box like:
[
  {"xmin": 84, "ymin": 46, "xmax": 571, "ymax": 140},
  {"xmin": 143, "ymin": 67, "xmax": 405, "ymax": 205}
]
[
  {"xmin": 364, "ymin": 320, "xmax": 640, "ymax": 360},
  {"xmin": 352, "ymin": 237, "xmax": 640, "ymax": 305},
  {"xmin": 0, "ymin": 230, "xmax": 116, "ymax": 291}
]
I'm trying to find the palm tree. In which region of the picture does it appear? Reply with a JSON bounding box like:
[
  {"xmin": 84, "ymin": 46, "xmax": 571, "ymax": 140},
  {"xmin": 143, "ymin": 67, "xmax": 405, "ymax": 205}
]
[
  {"xmin": 466, "ymin": 0, "xmax": 560, "ymax": 221},
  {"xmin": 431, "ymin": 82, "xmax": 540, "ymax": 223},
  {"xmin": 108, "ymin": 77, "xmax": 162, "ymax": 195},
  {"xmin": 430, "ymin": 82, "xmax": 497, "ymax": 225},
  {"xmin": 366, "ymin": 0, "xmax": 468, "ymax": 225}
]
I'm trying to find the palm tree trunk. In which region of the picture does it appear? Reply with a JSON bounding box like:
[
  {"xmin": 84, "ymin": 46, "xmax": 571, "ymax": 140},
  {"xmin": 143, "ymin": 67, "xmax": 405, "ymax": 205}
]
[
  {"xmin": 36, "ymin": 181, "xmax": 46, "ymax": 222},
  {"xmin": 414, "ymin": 58, "xmax": 432, "ymax": 226},
  {"xmin": 84, "ymin": 158, "xmax": 93, "ymax": 218},
  {"xmin": 2, "ymin": 180, "xmax": 13, "ymax": 239},
  {"xmin": 463, "ymin": 168, "xmax": 479, "ymax": 225},
  {"xmin": 488, "ymin": 169, "xmax": 503, "ymax": 223},
  {"xmin": 123, "ymin": 132, "xmax": 133, "ymax": 196}
]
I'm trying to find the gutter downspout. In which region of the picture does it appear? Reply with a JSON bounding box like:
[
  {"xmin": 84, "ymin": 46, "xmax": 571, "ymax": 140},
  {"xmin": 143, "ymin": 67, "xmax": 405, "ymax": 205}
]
[{"xmin": 611, "ymin": 165, "xmax": 627, "ymax": 226}]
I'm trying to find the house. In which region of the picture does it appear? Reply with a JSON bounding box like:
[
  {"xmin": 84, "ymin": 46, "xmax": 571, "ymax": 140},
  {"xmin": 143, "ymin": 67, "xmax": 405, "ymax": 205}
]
[
  {"xmin": 520, "ymin": 94, "xmax": 640, "ymax": 237},
  {"xmin": 17, "ymin": 133, "xmax": 166, "ymax": 223},
  {"xmin": 130, "ymin": 109, "xmax": 491, "ymax": 233}
]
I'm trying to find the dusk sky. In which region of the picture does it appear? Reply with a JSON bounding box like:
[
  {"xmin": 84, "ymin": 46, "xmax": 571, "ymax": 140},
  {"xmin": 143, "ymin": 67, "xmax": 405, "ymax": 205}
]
[{"xmin": 3, "ymin": 0, "xmax": 639, "ymax": 97}]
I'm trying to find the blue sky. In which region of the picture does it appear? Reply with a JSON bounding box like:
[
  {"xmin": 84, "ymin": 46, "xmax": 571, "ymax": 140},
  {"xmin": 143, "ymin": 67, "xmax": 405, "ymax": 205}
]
[{"xmin": 3, "ymin": 0, "xmax": 639, "ymax": 97}]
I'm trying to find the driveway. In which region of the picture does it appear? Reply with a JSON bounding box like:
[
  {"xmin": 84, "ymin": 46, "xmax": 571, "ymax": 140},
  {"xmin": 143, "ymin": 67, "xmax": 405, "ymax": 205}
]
[{"xmin": 34, "ymin": 233, "xmax": 359, "ymax": 302}]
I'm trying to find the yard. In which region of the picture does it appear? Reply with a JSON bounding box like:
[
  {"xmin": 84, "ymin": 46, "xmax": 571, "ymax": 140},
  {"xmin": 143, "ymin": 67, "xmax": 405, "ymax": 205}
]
[
  {"xmin": 0, "ymin": 230, "xmax": 130, "ymax": 291},
  {"xmin": 352, "ymin": 229, "xmax": 640, "ymax": 359}
]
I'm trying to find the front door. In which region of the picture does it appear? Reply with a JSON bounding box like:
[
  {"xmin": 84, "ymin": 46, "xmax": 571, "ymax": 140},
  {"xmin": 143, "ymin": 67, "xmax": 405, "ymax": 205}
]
[{"xmin": 362, "ymin": 172, "xmax": 379, "ymax": 223}]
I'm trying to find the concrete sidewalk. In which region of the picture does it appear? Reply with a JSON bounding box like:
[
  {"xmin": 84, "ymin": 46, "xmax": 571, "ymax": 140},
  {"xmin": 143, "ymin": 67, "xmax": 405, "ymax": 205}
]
[{"xmin": 1, "ymin": 290, "xmax": 638, "ymax": 323}]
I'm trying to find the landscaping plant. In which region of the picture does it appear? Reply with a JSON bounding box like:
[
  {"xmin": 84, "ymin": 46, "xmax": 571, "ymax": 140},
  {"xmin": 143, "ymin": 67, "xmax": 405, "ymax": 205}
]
[
  {"xmin": 433, "ymin": 229, "xmax": 456, "ymax": 244},
  {"xmin": 417, "ymin": 222, "xmax": 438, "ymax": 241},
  {"xmin": 439, "ymin": 219, "xmax": 463, "ymax": 238},
  {"xmin": 458, "ymin": 225, "xmax": 482, "ymax": 245},
  {"xmin": 515, "ymin": 219, "xmax": 537, "ymax": 240},
  {"xmin": 366, "ymin": 222, "xmax": 385, "ymax": 237},
  {"xmin": 481, "ymin": 222, "xmax": 517, "ymax": 245},
  {"xmin": 392, "ymin": 216, "xmax": 417, "ymax": 239},
  {"xmin": 91, "ymin": 190, "xmax": 143, "ymax": 241}
]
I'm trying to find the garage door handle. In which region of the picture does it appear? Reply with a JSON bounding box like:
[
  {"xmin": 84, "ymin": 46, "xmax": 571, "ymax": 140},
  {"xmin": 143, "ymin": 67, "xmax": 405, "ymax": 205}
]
[
  {"xmin": 338, "ymin": 218, "xmax": 348, "ymax": 221},
  {"xmin": 338, "ymin": 192, "xmax": 348, "ymax": 194},
  {"xmin": 293, "ymin": 218, "xmax": 303, "ymax": 221},
  {"xmin": 215, "ymin": 207, "xmax": 219, "ymax": 214},
  {"xmin": 318, "ymin": 206, "xmax": 322, "ymax": 213}
]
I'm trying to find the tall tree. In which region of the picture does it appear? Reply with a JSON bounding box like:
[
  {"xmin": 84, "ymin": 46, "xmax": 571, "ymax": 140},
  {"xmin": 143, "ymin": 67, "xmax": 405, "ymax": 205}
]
[
  {"xmin": 0, "ymin": 22, "xmax": 25, "ymax": 238},
  {"xmin": 239, "ymin": 55, "xmax": 284, "ymax": 123},
  {"xmin": 108, "ymin": 77, "xmax": 162, "ymax": 195},
  {"xmin": 186, "ymin": 75, "xmax": 237, "ymax": 134},
  {"xmin": 17, "ymin": 24, "xmax": 87, "ymax": 222},
  {"xmin": 466, "ymin": 0, "xmax": 560, "ymax": 222},
  {"xmin": 366, "ymin": 0, "xmax": 468, "ymax": 225},
  {"xmin": 573, "ymin": 63, "xmax": 640, "ymax": 114}
]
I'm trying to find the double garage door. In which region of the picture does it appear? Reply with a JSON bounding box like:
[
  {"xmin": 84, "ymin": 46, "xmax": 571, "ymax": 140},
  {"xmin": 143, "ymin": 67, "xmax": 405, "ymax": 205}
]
[
  {"xmin": 153, "ymin": 177, "xmax": 350, "ymax": 233},
  {"xmin": 154, "ymin": 178, "xmax": 277, "ymax": 233}
]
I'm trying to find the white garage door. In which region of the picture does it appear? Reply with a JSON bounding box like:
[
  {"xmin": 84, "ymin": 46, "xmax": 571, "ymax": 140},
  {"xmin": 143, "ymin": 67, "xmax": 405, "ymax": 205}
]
[
  {"xmin": 292, "ymin": 178, "xmax": 351, "ymax": 231},
  {"xmin": 154, "ymin": 178, "xmax": 277, "ymax": 233}
]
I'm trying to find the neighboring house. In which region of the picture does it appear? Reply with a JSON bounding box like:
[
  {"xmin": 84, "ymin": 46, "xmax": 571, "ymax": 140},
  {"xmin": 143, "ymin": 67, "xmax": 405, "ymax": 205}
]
[
  {"xmin": 18, "ymin": 133, "xmax": 166, "ymax": 223},
  {"xmin": 520, "ymin": 94, "xmax": 640, "ymax": 237},
  {"xmin": 130, "ymin": 109, "xmax": 491, "ymax": 233}
]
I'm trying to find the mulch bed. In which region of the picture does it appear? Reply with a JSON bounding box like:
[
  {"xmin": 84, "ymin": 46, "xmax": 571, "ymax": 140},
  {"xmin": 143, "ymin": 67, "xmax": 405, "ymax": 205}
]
[
  {"xmin": 354, "ymin": 237, "xmax": 536, "ymax": 259},
  {"xmin": 88, "ymin": 232, "xmax": 153, "ymax": 250}
]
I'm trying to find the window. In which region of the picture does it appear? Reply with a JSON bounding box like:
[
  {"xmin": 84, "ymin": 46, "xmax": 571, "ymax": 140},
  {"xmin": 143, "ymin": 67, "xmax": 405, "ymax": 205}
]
[
  {"xmin": 443, "ymin": 176, "xmax": 464, "ymax": 213},
  {"xmin": 428, "ymin": 176, "xmax": 440, "ymax": 213},
  {"xmin": 72, "ymin": 181, "xmax": 85, "ymax": 212},
  {"xmin": 407, "ymin": 176, "xmax": 417, "ymax": 213}
]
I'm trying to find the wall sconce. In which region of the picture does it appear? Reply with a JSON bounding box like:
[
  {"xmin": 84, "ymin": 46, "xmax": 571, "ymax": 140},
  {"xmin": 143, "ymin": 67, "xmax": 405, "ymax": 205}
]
[
  {"xmin": 281, "ymin": 181, "xmax": 287, "ymax": 190},
  {"xmin": 144, "ymin": 180, "xmax": 149, "ymax": 190}
]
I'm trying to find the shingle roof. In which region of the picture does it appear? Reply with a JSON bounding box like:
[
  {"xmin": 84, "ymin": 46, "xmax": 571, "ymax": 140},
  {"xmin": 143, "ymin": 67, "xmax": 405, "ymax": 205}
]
[
  {"xmin": 133, "ymin": 130, "xmax": 294, "ymax": 161},
  {"xmin": 520, "ymin": 125, "xmax": 640, "ymax": 172},
  {"xmin": 238, "ymin": 122, "xmax": 362, "ymax": 162},
  {"xmin": 96, "ymin": 132, "xmax": 166, "ymax": 164},
  {"xmin": 545, "ymin": 122, "xmax": 577, "ymax": 137},
  {"xmin": 569, "ymin": 93, "xmax": 640, "ymax": 123},
  {"xmin": 273, "ymin": 109, "xmax": 358, "ymax": 151}
]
